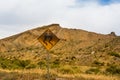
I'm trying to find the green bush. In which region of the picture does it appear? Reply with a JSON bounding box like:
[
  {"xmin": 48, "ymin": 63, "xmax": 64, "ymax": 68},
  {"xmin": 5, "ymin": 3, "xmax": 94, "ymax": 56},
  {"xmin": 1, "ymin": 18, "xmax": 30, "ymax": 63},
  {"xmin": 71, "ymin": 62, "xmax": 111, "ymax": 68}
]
[
  {"xmin": 59, "ymin": 65, "xmax": 75, "ymax": 74},
  {"xmin": 26, "ymin": 64, "xmax": 36, "ymax": 69},
  {"xmin": 86, "ymin": 68, "xmax": 100, "ymax": 74},
  {"xmin": 52, "ymin": 59, "xmax": 60, "ymax": 68},
  {"xmin": 0, "ymin": 58, "xmax": 20, "ymax": 69},
  {"xmin": 37, "ymin": 60, "xmax": 46, "ymax": 68},
  {"xmin": 0, "ymin": 57, "xmax": 31, "ymax": 69},
  {"xmin": 19, "ymin": 60, "xmax": 31, "ymax": 68},
  {"xmin": 108, "ymin": 52, "xmax": 120, "ymax": 58},
  {"xmin": 93, "ymin": 60, "xmax": 104, "ymax": 66},
  {"xmin": 106, "ymin": 65, "xmax": 120, "ymax": 74},
  {"xmin": 12, "ymin": 59, "xmax": 30, "ymax": 69}
]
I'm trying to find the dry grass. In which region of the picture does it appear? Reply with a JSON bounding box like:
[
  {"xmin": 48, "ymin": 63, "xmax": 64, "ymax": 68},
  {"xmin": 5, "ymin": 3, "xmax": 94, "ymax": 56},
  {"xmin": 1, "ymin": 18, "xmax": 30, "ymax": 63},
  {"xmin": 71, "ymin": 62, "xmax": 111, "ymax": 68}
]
[
  {"xmin": 0, "ymin": 69, "xmax": 119, "ymax": 80},
  {"xmin": 0, "ymin": 24, "xmax": 120, "ymax": 80}
]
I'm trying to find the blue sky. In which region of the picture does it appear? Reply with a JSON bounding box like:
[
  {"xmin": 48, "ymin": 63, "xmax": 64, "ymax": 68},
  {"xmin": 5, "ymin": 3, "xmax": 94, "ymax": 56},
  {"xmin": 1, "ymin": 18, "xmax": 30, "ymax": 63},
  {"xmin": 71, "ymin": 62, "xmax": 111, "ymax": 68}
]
[
  {"xmin": 0, "ymin": 0, "xmax": 120, "ymax": 39},
  {"xmin": 76, "ymin": 0, "xmax": 120, "ymax": 5},
  {"xmin": 99, "ymin": 0, "xmax": 112, "ymax": 5},
  {"xmin": 99, "ymin": 0, "xmax": 120, "ymax": 5}
]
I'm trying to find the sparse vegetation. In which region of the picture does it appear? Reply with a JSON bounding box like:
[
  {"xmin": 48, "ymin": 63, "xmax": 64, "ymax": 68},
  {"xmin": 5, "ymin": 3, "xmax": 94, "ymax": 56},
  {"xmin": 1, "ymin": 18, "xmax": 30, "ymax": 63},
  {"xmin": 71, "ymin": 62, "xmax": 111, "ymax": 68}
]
[
  {"xmin": 106, "ymin": 65, "xmax": 120, "ymax": 74},
  {"xmin": 59, "ymin": 65, "xmax": 75, "ymax": 74},
  {"xmin": 93, "ymin": 60, "xmax": 104, "ymax": 66},
  {"xmin": 108, "ymin": 52, "xmax": 120, "ymax": 58},
  {"xmin": 59, "ymin": 65, "xmax": 81, "ymax": 74},
  {"xmin": 37, "ymin": 60, "xmax": 46, "ymax": 69},
  {"xmin": 26, "ymin": 64, "xmax": 37, "ymax": 69},
  {"xmin": 0, "ymin": 70, "xmax": 118, "ymax": 80},
  {"xmin": 0, "ymin": 24, "xmax": 120, "ymax": 79},
  {"xmin": 0, "ymin": 57, "xmax": 33, "ymax": 69},
  {"xmin": 51, "ymin": 59, "xmax": 60, "ymax": 68},
  {"xmin": 85, "ymin": 68, "xmax": 100, "ymax": 74}
]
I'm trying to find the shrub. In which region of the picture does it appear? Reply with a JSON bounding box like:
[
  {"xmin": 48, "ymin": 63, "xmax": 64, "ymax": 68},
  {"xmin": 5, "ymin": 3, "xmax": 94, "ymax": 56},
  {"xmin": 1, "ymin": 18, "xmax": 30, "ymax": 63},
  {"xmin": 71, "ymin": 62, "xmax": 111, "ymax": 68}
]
[
  {"xmin": 0, "ymin": 58, "xmax": 20, "ymax": 69},
  {"xmin": 37, "ymin": 61, "xmax": 46, "ymax": 68},
  {"xmin": 86, "ymin": 68, "xmax": 100, "ymax": 74},
  {"xmin": 71, "ymin": 56, "xmax": 76, "ymax": 60},
  {"xmin": 26, "ymin": 64, "xmax": 36, "ymax": 69},
  {"xmin": 93, "ymin": 60, "xmax": 104, "ymax": 66},
  {"xmin": 52, "ymin": 59, "xmax": 60, "ymax": 68},
  {"xmin": 59, "ymin": 65, "xmax": 75, "ymax": 74},
  {"xmin": 106, "ymin": 65, "xmax": 120, "ymax": 74},
  {"xmin": 18, "ymin": 60, "xmax": 31, "ymax": 68},
  {"xmin": 108, "ymin": 52, "xmax": 120, "ymax": 58},
  {"xmin": 0, "ymin": 57, "xmax": 31, "ymax": 69}
]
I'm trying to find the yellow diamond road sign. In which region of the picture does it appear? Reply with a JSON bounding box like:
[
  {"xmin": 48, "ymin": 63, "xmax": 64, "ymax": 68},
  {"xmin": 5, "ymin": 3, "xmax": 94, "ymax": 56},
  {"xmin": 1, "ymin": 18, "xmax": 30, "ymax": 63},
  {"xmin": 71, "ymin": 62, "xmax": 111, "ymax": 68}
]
[{"xmin": 38, "ymin": 29, "xmax": 60, "ymax": 50}]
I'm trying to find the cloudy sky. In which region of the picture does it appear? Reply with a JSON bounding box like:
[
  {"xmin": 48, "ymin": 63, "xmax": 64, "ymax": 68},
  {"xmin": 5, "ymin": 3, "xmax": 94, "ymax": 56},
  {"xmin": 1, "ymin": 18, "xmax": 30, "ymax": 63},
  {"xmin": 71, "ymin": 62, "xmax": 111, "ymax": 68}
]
[{"xmin": 0, "ymin": 0, "xmax": 120, "ymax": 39}]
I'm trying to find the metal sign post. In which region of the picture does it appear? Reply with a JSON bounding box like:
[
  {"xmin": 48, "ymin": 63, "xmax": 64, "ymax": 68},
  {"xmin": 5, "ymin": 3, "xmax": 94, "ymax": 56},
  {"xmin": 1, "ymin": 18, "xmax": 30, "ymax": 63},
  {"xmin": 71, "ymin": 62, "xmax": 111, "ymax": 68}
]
[
  {"xmin": 46, "ymin": 50, "xmax": 50, "ymax": 80},
  {"xmin": 38, "ymin": 29, "xmax": 60, "ymax": 80}
]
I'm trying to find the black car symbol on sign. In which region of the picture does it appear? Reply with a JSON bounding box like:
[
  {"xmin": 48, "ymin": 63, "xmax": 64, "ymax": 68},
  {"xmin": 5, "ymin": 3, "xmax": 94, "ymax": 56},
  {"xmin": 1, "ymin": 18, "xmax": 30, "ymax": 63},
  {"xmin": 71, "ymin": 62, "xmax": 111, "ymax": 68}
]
[{"xmin": 43, "ymin": 30, "xmax": 53, "ymax": 45}]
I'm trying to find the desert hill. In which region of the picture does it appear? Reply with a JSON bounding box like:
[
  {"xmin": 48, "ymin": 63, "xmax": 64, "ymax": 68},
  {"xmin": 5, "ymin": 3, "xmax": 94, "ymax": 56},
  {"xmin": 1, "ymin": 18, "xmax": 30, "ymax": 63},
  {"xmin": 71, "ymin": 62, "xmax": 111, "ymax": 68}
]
[
  {"xmin": 0, "ymin": 24, "xmax": 120, "ymax": 79},
  {"xmin": 0, "ymin": 24, "xmax": 117, "ymax": 52},
  {"xmin": 0, "ymin": 23, "xmax": 119, "ymax": 63}
]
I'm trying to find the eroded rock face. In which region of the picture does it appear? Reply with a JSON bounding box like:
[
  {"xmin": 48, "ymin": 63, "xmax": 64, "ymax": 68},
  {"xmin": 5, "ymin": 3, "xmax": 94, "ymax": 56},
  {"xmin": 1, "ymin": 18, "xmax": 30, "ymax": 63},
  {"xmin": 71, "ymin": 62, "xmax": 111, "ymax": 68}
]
[{"xmin": 110, "ymin": 32, "xmax": 116, "ymax": 36}]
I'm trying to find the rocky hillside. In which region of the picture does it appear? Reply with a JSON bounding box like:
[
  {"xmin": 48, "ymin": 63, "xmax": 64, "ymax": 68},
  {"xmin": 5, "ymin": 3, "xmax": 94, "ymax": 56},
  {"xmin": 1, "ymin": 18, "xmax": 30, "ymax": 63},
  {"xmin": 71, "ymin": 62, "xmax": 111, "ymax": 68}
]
[
  {"xmin": 0, "ymin": 24, "xmax": 120, "ymax": 74},
  {"xmin": 0, "ymin": 24, "xmax": 118, "ymax": 52}
]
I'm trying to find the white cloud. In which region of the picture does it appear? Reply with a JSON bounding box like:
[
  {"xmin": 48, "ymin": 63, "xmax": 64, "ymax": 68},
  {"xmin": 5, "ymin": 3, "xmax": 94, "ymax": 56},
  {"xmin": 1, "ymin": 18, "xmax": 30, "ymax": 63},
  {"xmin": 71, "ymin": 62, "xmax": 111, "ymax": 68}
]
[
  {"xmin": 64, "ymin": 3, "xmax": 120, "ymax": 34},
  {"xmin": 0, "ymin": 0, "xmax": 120, "ymax": 39}
]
